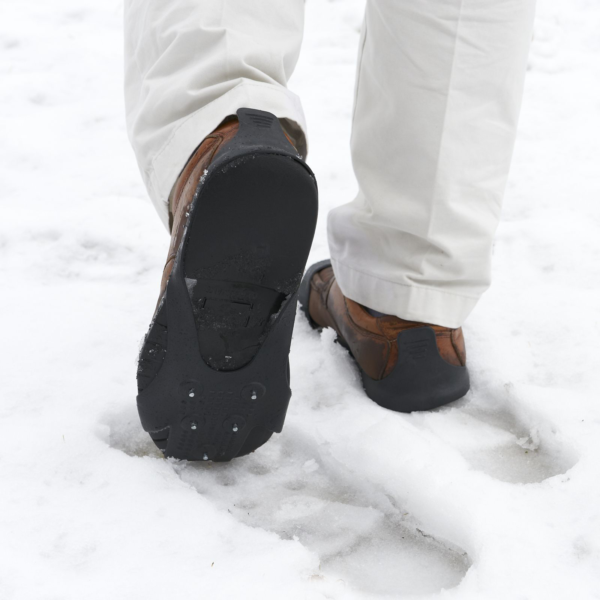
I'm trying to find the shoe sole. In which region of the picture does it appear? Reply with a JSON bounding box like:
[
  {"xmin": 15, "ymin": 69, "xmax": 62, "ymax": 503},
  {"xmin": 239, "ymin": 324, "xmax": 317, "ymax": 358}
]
[
  {"xmin": 137, "ymin": 109, "xmax": 318, "ymax": 461},
  {"xmin": 299, "ymin": 260, "xmax": 470, "ymax": 412}
]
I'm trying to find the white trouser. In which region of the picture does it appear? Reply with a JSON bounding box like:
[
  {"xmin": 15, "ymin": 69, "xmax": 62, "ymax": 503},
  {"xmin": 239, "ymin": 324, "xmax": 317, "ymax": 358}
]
[{"xmin": 124, "ymin": 0, "xmax": 536, "ymax": 328}]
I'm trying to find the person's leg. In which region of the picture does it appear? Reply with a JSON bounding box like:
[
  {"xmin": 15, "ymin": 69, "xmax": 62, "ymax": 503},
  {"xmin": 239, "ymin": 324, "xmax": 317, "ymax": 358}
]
[
  {"xmin": 301, "ymin": 0, "xmax": 535, "ymax": 411},
  {"xmin": 327, "ymin": 0, "xmax": 536, "ymax": 328},
  {"xmin": 124, "ymin": 0, "xmax": 307, "ymax": 228}
]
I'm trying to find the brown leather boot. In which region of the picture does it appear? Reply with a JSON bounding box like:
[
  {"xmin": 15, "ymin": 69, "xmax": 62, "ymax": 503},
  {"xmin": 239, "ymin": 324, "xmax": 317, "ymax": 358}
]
[
  {"xmin": 298, "ymin": 260, "xmax": 470, "ymax": 412},
  {"xmin": 136, "ymin": 109, "xmax": 318, "ymax": 461}
]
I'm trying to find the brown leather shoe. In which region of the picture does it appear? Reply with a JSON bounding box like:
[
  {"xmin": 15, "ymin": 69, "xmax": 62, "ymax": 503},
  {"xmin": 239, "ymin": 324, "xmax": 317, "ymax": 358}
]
[
  {"xmin": 136, "ymin": 109, "xmax": 318, "ymax": 461},
  {"xmin": 298, "ymin": 260, "xmax": 470, "ymax": 412}
]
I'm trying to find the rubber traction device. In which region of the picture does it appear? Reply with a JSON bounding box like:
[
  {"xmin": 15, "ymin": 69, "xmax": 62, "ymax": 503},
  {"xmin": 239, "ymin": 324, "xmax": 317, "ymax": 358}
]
[{"xmin": 136, "ymin": 109, "xmax": 318, "ymax": 461}]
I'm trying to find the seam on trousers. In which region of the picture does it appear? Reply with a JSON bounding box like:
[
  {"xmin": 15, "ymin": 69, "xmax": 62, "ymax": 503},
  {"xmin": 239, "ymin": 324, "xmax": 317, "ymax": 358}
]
[
  {"xmin": 331, "ymin": 257, "xmax": 480, "ymax": 301},
  {"xmin": 149, "ymin": 81, "xmax": 299, "ymax": 178}
]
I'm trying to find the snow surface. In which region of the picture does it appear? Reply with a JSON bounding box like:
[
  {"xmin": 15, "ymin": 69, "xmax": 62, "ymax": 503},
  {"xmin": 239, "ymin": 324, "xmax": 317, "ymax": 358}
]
[{"xmin": 2, "ymin": 0, "xmax": 600, "ymax": 598}]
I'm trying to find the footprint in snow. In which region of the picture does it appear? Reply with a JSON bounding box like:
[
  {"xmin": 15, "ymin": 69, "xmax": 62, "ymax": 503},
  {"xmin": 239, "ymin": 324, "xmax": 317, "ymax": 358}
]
[
  {"xmin": 298, "ymin": 321, "xmax": 576, "ymax": 486},
  {"xmin": 101, "ymin": 406, "xmax": 471, "ymax": 596},
  {"xmin": 173, "ymin": 429, "xmax": 471, "ymax": 596},
  {"xmin": 411, "ymin": 383, "xmax": 576, "ymax": 484}
]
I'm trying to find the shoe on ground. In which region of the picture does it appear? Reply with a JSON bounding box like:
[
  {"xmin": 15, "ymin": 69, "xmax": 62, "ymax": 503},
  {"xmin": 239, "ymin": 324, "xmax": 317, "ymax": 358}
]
[{"xmin": 299, "ymin": 260, "xmax": 470, "ymax": 412}]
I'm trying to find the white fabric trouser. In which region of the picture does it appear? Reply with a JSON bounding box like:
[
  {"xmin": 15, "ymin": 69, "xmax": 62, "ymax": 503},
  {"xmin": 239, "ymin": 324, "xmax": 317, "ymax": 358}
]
[{"xmin": 124, "ymin": 0, "xmax": 536, "ymax": 328}]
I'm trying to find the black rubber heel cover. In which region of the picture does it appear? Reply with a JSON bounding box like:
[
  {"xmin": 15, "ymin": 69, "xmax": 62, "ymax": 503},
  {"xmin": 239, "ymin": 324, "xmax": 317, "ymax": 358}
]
[{"xmin": 361, "ymin": 327, "xmax": 470, "ymax": 412}]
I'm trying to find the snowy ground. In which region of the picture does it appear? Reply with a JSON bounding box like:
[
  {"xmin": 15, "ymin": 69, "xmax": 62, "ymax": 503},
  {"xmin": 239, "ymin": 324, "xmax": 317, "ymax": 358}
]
[{"xmin": 2, "ymin": 0, "xmax": 600, "ymax": 598}]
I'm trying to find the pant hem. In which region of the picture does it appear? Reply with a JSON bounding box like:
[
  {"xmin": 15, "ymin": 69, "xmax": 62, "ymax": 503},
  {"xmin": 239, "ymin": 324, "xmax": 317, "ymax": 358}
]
[{"xmin": 330, "ymin": 258, "xmax": 479, "ymax": 328}]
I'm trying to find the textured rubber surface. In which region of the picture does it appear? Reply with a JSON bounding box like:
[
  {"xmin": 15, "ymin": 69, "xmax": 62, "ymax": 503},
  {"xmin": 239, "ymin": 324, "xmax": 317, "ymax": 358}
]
[
  {"xmin": 136, "ymin": 109, "xmax": 318, "ymax": 461},
  {"xmin": 299, "ymin": 260, "xmax": 470, "ymax": 412},
  {"xmin": 361, "ymin": 327, "xmax": 470, "ymax": 412}
]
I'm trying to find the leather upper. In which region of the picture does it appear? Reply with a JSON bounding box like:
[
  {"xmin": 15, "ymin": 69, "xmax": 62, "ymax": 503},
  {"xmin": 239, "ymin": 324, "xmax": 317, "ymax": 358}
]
[{"xmin": 308, "ymin": 265, "xmax": 467, "ymax": 380}]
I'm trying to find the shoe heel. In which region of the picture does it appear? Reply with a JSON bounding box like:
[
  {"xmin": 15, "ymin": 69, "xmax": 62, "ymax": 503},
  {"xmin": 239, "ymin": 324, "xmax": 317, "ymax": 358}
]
[
  {"xmin": 361, "ymin": 326, "xmax": 470, "ymax": 412},
  {"xmin": 213, "ymin": 108, "xmax": 304, "ymax": 166}
]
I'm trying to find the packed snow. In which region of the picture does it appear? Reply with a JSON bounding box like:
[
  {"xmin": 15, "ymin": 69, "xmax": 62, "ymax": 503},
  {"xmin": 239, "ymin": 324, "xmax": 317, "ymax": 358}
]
[{"xmin": 2, "ymin": 0, "xmax": 600, "ymax": 598}]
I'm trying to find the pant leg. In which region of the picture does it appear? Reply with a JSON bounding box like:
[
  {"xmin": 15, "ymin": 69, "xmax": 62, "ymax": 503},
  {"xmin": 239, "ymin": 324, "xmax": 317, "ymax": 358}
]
[
  {"xmin": 124, "ymin": 0, "xmax": 307, "ymax": 229},
  {"xmin": 327, "ymin": 0, "xmax": 536, "ymax": 328}
]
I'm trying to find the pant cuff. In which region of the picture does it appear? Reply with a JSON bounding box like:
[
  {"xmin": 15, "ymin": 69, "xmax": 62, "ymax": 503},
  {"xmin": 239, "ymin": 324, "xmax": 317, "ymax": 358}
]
[
  {"xmin": 331, "ymin": 258, "xmax": 479, "ymax": 328},
  {"xmin": 147, "ymin": 81, "xmax": 307, "ymax": 229}
]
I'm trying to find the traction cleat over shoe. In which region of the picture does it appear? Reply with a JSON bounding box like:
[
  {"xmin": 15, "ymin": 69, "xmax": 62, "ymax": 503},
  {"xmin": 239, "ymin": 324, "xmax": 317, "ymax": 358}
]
[
  {"xmin": 136, "ymin": 109, "xmax": 318, "ymax": 461},
  {"xmin": 298, "ymin": 260, "xmax": 470, "ymax": 412}
]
